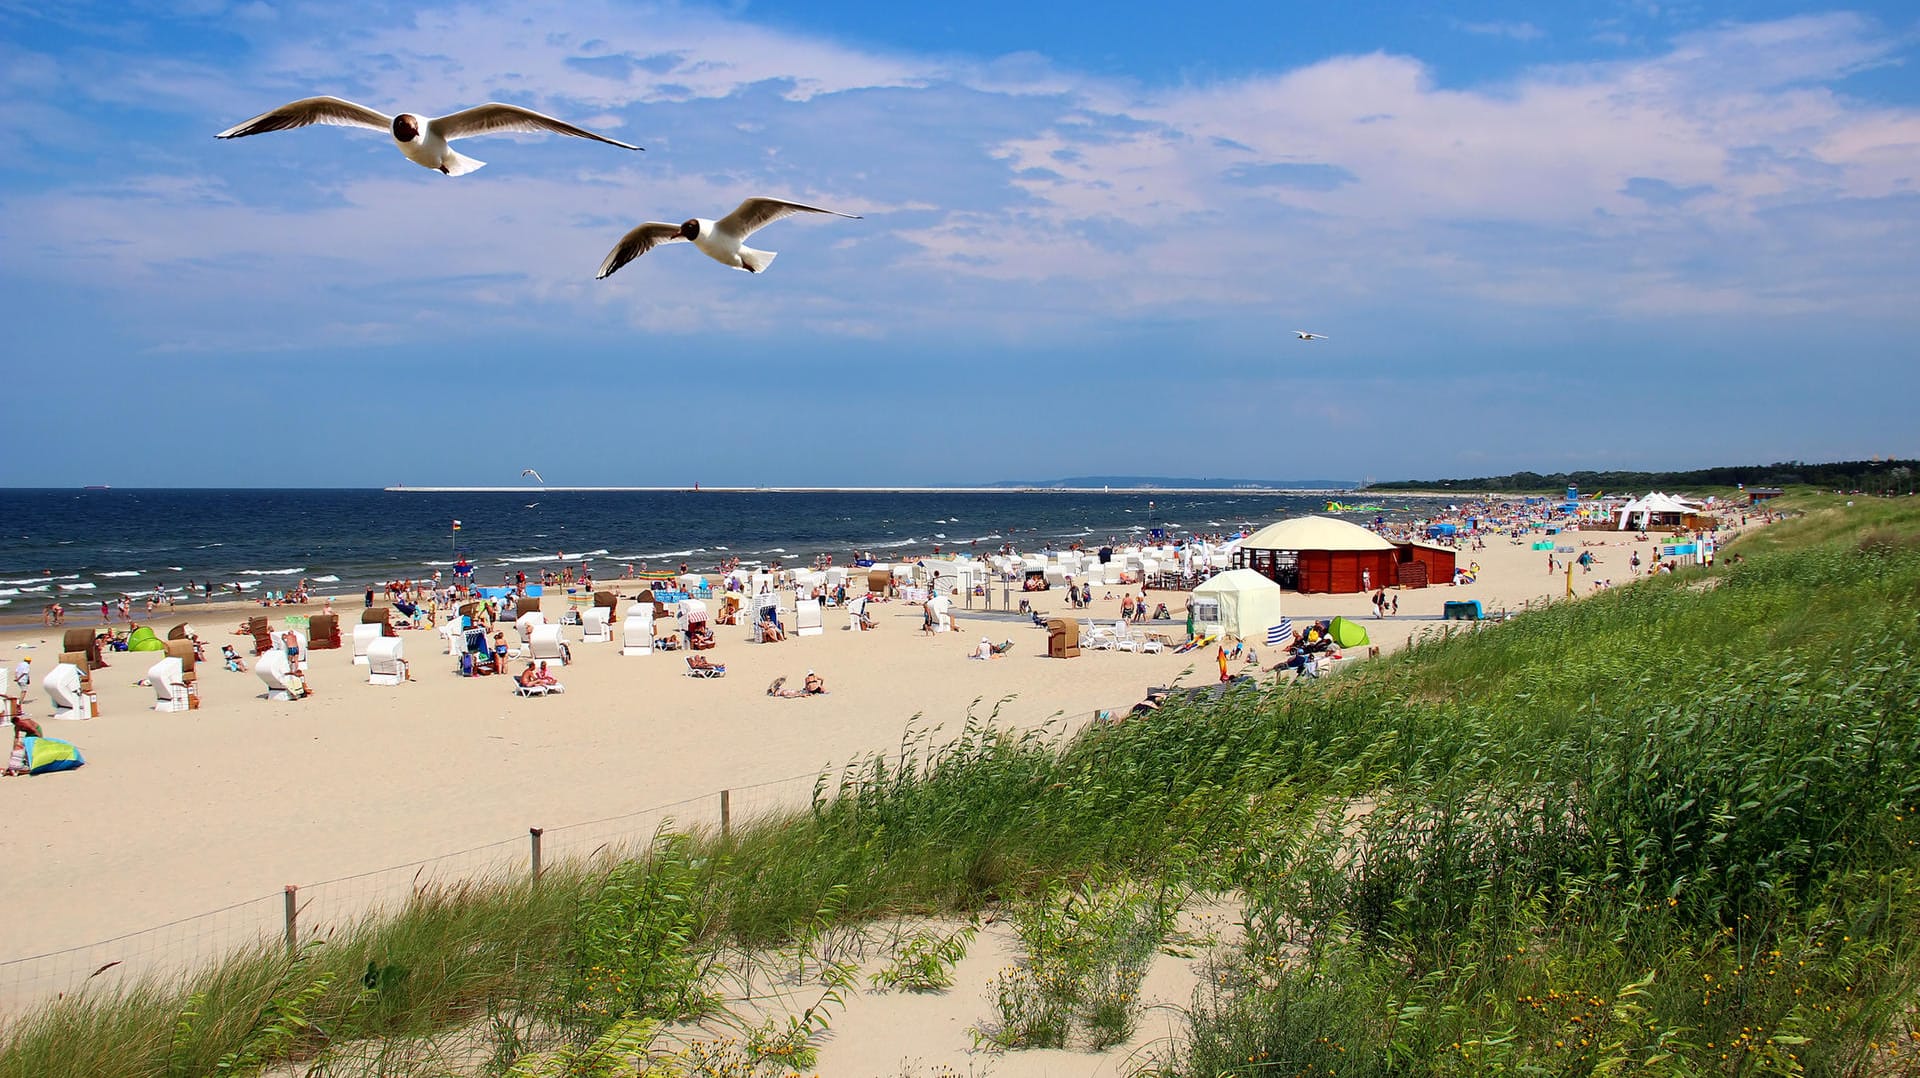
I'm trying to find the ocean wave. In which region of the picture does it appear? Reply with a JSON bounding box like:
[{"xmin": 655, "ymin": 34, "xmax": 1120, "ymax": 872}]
[
  {"xmin": 609, "ymin": 549, "xmax": 704, "ymax": 561},
  {"xmin": 96, "ymin": 571, "xmax": 142, "ymax": 578},
  {"xmin": 0, "ymin": 599, "xmax": 9, "ymax": 606},
  {"xmin": 0, "ymin": 575, "xmax": 77, "ymax": 585},
  {"xmin": 868, "ymin": 538, "xmax": 921, "ymax": 549},
  {"xmin": 311, "ymin": 574, "xmax": 340, "ymax": 583},
  {"xmin": 197, "ymin": 543, "xmax": 224, "ymax": 548},
  {"xmin": 168, "ymin": 566, "xmax": 185, "ymax": 572},
  {"xmin": 238, "ymin": 568, "xmax": 306, "ymax": 576},
  {"xmin": 59, "ymin": 583, "xmax": 96, "ymax": 591},
  {"xmin": 421, "ymin": 560, "xmax": 456, "ymax": 567},
  {"xmin": 232, "ymin": 581, "xmax": 261, "ymax": 589},
  {"xmin": 0, "ymin": 589, "xmax": 13, "ymax": 597},
  {"xmin": 21, "ymin": 586, "xmax": 48, "ymax": 594}
]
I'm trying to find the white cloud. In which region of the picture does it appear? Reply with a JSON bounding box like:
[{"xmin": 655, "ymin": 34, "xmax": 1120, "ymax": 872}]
[{"xmin": 1455, "ymin": 20, "xmax": 1545, "ymax": 42}]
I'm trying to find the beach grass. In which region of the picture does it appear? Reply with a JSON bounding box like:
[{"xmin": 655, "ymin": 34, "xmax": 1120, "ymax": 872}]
[{"xmin": 4, "ymin": 496, "xmax": 1919, "ymax": 1074}]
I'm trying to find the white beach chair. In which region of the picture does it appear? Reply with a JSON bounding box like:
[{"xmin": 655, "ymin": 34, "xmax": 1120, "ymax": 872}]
[
  {"xmin": 621, "ymin": 613, "xmax": 654, "ymax": 656},
  {"xmin": 352, "ymin": 623, "xmax": 382, "ymax": 666},
  {"xmin": 1112, "ymin": 620, "xmax": 1138, "ymax": 652},
  {"xmin": 439, "ymin": 616, "xmax": 468, "ymax": 654},
  {"xmin": 1082, "ymin": 625, "xmax": 1119, "ymax": 651},
  {"xmin": 43, "ymin": 663, "xmax": 88, "ymax": 720},
  {"xmin": 148, "ymin": 656, "xmax": 189, "ymax": 712},
  {"xmin": 530, "ymin": 624, "xmax": 571, "ymax": 665},
  {"xmin": 515, "ymin": 611, "xmax": 547, "ymax": 646},
  {"xmin": 795, "ymin": 599, "xmax": 823, "ymax": 637},
  {"xmin": 254, "ymin": 650, "xmax": 301, "ymax": 700},
  {"xmin": 367, "ymin": 637, "xmax": 408, "ymax": 686},
  {"xmin": 581, "ymin": 607, "xmax": 612, "ymax": 644}
]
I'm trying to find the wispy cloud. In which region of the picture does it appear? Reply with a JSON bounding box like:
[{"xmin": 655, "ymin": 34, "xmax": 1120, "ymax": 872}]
[{"xmin": 1454, "ymin": 19, "xmax": 1545, "ymax": 42}]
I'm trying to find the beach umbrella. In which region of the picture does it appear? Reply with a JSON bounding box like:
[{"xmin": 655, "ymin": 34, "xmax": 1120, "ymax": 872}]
[{"xmin": 23, "ymin": 736, "xmax": 84, "ymax": 775}]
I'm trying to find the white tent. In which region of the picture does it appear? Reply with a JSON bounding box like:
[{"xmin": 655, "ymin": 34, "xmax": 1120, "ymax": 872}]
[
  {"xmin": 1615, "ymin": 492, "xmax": 1701, "ymax": 530},
  {"xmin": 1190, "ymin": 569, "xmax": 1287, "ymax": 643}
]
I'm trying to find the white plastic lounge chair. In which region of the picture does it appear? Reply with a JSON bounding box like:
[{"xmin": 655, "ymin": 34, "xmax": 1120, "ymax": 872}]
[
  {"xmin": 1112, "ymin": 620, "xmax": 1138, "ymax": 652},
  {"xmin": 512, "ymin": 680, "xmax": 551, "ymax": 698},
  {"xmin": 367, "ymin": 637, "xmax": 408, "ymax": 686},
  {"xmin": 148, "ymin": 656, "xmax": 189, "ymax": 712},
  {"xmin": 581, "ymin": 607, "xmax": 612, "ymax": 644},
  {"xmin": 684, "ymin": 656, "xmax": 726, "ymax": 678},
  {"xmin": 530, "ymin": 624, "xmax": 571, "ymax": 665},
  {"xmin": 795, "ymin": 598, "xmax": 823, "ymax": 637},
  {"xmin": 1083, "ymin": 625, "xmax": 1119, "ymax": 651},
  {"xmin": 352, "ymin": 623, "xmax": 382, "ymax": 666},
  {"xmin": 43, "ymin": 662, "xmax": 88, "ymax": 720},
  {"xmin": 621, "ymin": 613, "xmax": 654, "ymax": 656}
]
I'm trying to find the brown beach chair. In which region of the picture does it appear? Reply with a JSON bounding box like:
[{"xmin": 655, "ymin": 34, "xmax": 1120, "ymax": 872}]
[
  {"xmin": 63, "ymin": 628, "xmax": 103, "ymax": 670},
  {"xmin": 308, "ymin": 613, "xmax": 340, "ymax": 650},
  {"xmin": 515, "ymin": 596, "xmax": 542, "ymax": 619},
  {"xmin": 245, "ymin": 616, "xmax": 274, "ymax": 656},
  {"xmin": 362, "ymin": 606, "xmax": 395, "ymax": 636},
  {"xmin": 165, "ymin": 639, "xmax": 198, "ymax": 685},
  {"xmin": 868, "ymin": 569, "xmax": 890, "ymax": 594},
  {"xmin": 167, "ymin": 623, "xmax": 190, "ymax": 641},
  {"xmin": 1047, "ymin": 618, "xmax": 1081, "ymax": 659},
  {"xmin": 594, "ymin": 589, "xmax": 619, "ymax": 621}
]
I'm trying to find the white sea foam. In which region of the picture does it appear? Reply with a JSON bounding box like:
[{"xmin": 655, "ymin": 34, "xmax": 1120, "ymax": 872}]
[
  {"xmin": 97, "ymin": 571, "xmax": 142, "ymax": 578},
  {"xmin": 239, "ymin": 568, "xmax": 306, "ymax": 576},
  {"xmin": 311, "ymin": 575, "xmax": 340, "ymax": 583},
  {"xmin": 197, "ymin": 543, "xmax": 224, "ymax": 548},
  {"xmin": 168, "ymin": 566, "xmax": 185, "ymax": 572},
  {"xmin": 21, "ymin": 586, "xmax": 48, "ymax": 594},
  {"xmin": 0, "ymin": 575, "xmax": 77, "ymax": 585},
  {"xmin": 869, "ymin": 538, "xmax": 919, "ymax": 549},
  {"xmin": 59, "ymin": 583, "xmax": 96, "ymax": 591},
  {"xmin": 0, "ymin": 599, "xmax": 10, "ymax": 606},
  {"xmin": 610, "ymin": 549, "xmax": 703, "ymax": 561},
  {"xmin": 232, "ymin": 581, "xmax": 261, "ymax": 589},
  {"xmin": 0, "ymin": 589, "xmax": 14, "ymax": 597}
]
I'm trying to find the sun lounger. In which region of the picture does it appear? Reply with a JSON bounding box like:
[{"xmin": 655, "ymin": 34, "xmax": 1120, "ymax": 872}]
[
  {"xmin": 367, "ymin": 637, "xmax": 408, "ymax": 686},
  {"xmin": 254, "ymin": 650, "xmax": 304, "ymax": 700},
  {"xmin": 684, "ymin": 656, "xmax": 726, "ymax": 678},
  {"xmin": 352, "ymin": 623, "xmax": 382, "ymax": 666},
  {"xmin": 513, "ymin": 681, "xmax": 553, "ymax": 698},
  {"xmin": 148, "ymin": 656, "xmax": 190, "ymax": 712},
  {"xmin": 306, "ymin": 613, "xmax": 340, "ymax": 650},
  {"xmin": 530, "ymin": 624, "xmax": 571, "ymax": 665},
  {"xmin": 795, "ymin": 598, "xmax": 823, "ymax": 637},
  {"xmin": 44, "ymin": 663, "xmax": 90, "ymax": 719}
]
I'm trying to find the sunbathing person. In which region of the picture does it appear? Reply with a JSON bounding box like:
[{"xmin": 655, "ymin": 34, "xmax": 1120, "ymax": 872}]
[
  {"xmin": 518, "ymin": 663, "xmax": 542, "ymax": 690},
  {"xmin": 760, "ymin": 617, "xmax": 786, "ymax": 643},
  {"xmin": 803, "ymin": 670, "xmax": 827, "ymax": 695},
  {"xmin": 533, "ymin": 661, "xmax": 564, "ymax": 692},
  {"xmin": 766, "ymin": 676, "xmax": 806, "ymax": 698},
  {"xmin": 221, "ymin": 644, "xmax": 246, "ymax": 672}
]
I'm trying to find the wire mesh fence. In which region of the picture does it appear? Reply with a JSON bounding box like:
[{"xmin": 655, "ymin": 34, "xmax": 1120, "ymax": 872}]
[{"xmin": 0, "ymin": 704, "xmax": 1119, "ymax": 1019}]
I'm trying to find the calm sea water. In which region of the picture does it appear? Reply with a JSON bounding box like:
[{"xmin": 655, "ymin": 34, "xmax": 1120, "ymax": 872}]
[{"xmin": 0, "ymin": 488, "xmax": 1361, "ymax": 614}]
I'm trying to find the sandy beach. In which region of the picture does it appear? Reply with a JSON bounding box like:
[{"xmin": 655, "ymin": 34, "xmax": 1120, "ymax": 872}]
[{"xmin": 0, "ymin": 523, "xmax": 1728, "ymax": 1029}]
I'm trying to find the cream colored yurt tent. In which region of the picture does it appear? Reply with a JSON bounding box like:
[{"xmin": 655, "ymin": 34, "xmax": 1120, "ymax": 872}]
[{"xmin": 1190, "ymin": 569, "xmax": 1287, "ymax": 644}]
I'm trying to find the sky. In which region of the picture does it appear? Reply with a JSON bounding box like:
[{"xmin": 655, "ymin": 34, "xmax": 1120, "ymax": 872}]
[{"xmin": 1, "ymin": 0, "xmax": 1917, "ymax": 487}]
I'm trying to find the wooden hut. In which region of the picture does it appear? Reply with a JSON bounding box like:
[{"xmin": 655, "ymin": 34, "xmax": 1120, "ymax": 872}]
[
  {"xmin": 1232, "ymin": 516, "xmax": 1397, "ymax": 594},
  {"xmin": 1390, "ymin": 540, "xmax": 1456, "ymax": 589}
]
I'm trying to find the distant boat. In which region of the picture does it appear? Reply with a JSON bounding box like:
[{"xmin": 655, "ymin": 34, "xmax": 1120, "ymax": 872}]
[{"xmin": 83, "ymin": 484, "xmax": 110, "ymax": 490}]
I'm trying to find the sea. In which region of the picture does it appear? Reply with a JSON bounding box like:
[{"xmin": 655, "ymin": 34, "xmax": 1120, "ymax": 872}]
[{"xmin": 0, "ymin": 488, "xmax": 1397, "ymax": 618}]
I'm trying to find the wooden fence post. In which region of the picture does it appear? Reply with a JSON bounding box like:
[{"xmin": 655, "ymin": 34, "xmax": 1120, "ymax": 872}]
[
  {"xmin": 529, "ymin": 827, "xmax": 544, "ymax": 881},
  {"xmin": 720, "ymin": 790, "xmax": 732, "ymax": 838},
  {"xmin": 282, "ymin": 885, "xmax": 298, "ymax": 955}
]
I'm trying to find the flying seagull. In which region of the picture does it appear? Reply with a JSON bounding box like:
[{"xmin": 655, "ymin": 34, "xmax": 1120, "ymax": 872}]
[
  {"xmin": 521, "ymin": 468, "xmax": 545, "ymax": 484},
  {"xmin": 215, "ymin": 96, "xmax": 640, "ymax": 176},
  {"xmin": 596, "ymin": 197, "xmax": 860, "ymax": 277},
  {"xmin": 1294, "ymin": 331, "xmax": 1330, "ymax": 341}
]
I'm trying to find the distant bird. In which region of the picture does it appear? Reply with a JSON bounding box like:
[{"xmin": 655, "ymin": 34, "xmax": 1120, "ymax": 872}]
[
  {"xmin": 596, "ymin": 197, "xmax": 860, "ymax": 278},
  {"xmin": 521, "ymin": 468, "xmax": 545, "ymax": 484},
  {"xmin": 215, "ymin": 96, "xmax": 640, "ymax": 176},
  {"xmin": 524, "ymin": 503, "xmax": 540, "ymax": 510},
  {"xmin": 1294, "ymin": 331, "xmax": 1330, "ymax": 341}
]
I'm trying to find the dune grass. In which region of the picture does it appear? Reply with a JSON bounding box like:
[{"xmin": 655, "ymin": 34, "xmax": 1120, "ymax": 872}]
[{"xmin": 4, "ymin": 497, "xmax": 1918, "ymax": 1075}]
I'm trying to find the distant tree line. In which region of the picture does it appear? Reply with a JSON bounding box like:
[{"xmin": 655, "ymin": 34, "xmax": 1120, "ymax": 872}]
[{"xmin": 1367, "ymin": 460, "xmax": 1920, "ymax": 495}]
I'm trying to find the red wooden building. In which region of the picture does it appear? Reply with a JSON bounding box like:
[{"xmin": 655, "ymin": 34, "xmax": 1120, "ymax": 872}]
[
  {"xmin": 1232, "ymin": 516, "xmax": 1400, "ymax": 594},
  {"xmin": 1389, "ymin": 540, "xmax": 1457, "ymax": 589}
]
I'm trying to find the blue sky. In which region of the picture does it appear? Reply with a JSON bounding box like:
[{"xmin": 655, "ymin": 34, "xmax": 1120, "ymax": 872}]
[{"xmin": 2, "ymin": 0, "xmax": 1916, "ymax": 486}]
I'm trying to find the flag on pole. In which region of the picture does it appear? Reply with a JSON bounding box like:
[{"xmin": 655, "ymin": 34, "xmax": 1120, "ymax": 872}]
[
  {"xmin": 1267, "ymin": 618, "xmax": 1294, "ymax": 646},
  {"xmin": 452, "ymin": 520, "xmax": 462, "ymax": 531}
]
